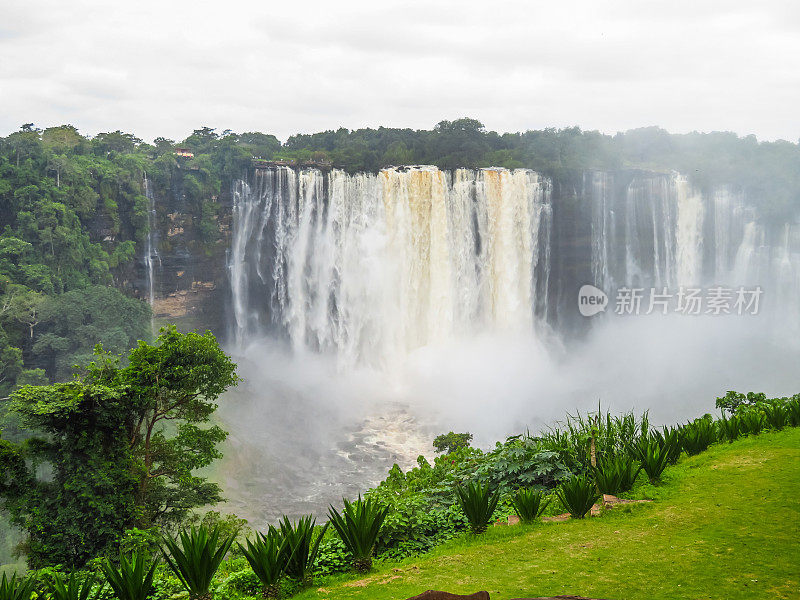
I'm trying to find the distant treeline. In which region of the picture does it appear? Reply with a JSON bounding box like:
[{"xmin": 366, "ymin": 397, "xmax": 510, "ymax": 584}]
[{"xmin": 1, "ymin": 119, "xmax": 799, "ymax": 395}]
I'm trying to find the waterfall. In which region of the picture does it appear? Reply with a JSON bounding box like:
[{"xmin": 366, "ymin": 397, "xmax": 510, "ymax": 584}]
[
  {"xmin": 143, "ymin": 174, "xmax": 161, "ymax": 332},
  {"xmin": 229, "ymin": 166, "xmax": 551, "ymax": 365}
]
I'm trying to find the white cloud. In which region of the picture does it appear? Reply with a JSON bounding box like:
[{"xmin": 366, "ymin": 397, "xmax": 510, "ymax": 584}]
[{"xmin": 0, "ymin": 0, "xmax": 797, "ymax": 142}]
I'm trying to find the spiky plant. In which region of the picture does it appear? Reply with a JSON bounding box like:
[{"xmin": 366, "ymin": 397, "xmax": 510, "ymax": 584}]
[
  {"xmin": 162, "ymin": 525, "xmax": 235, "ymax": 600},
  {"xmin": 101, "ymin": 553, "xmax": 158, "ymax": 600},
  {"xmin": 239, "ymin": 531, "xmax": 289, "ymax": 598},
  {"xmin": 787, "ymin": 396, "xmax": 800, "ymax": 427},
  {"xmin": 738, "ymin": 408, "xmax": 765, "ymax": 436},
  {"xmin": 276, "ymin": 516, "xmax": 328, "ymax": 584},
  {"xmin": 0, "ymin": 573, "xmax": 36, "ymax": 600},
  {"xmin": 680, "ymin": 417, "xmax": 717, "ymax": 456},
  {"xmin": 717, "ymin": 412, "xmax": 741, "ymax": 443},
  {"xmin": 653, "ymin": 426, "xmax": 682, "ymax": 464},
  {"xmin": 556, "ymin": 474, "xmax": 600, "ymax": 519},
  {"xmin": 328, "ymin": 495, "xmax": 389, "ymax": 573},
  {"xmin": 509, "ymin": 488, "xmax": 551, "ymax": 523},
  {"xmin": 632, "ymin": 438, "xmax": 671, "ymax": 483},
  {"xmin": 762, "ymin": 402, "xmax": 789, "ymax": 430},
  {"xmin": 47, "ymin": 572, "xmax": 103, "ymax": 600},
  {"xmin": 455, "ymin": 481, "xmax": 500, "ymax": 534},
  {"xmin": 593, "ymin": 454, "xmax": 641, "ymax": 495}
]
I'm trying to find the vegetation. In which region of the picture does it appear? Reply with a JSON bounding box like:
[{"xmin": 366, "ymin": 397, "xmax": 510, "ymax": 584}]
[
  {"xmin": 455, "ymin": 482, "xmax": 500, "ymax": 535},
  {"xmin": 508, "ymin": 488, "xmax": 550, "ymax": 524},
  {"xmin": 0, "ymin": 327, "xmax": 238, "ymax": 568},
  {"xmin": 0, "ymin": 573, "xmax": 34, "ymax": 600},
  {"xmin": 327, "ymin": 497, "xmax": 389, "ymax": 573},
  {"xmin": 100, "ymin": 553, "xmax": 158, "ymax": 600},
  {"xmin": 555, "ymin": 474, "xmax": 600, "ymax": 519},
  {"xmin": 432, "ymin": 432, "xmax": 473, "ymax": 454},
  {"xmin": 46, "ymin": 571, "xmax": 101, "ymax": 600},
  {"xmin": 162, "ymin": 526, "xmax": 236, "ymax": 600},
  {"xmin": 275, "ymin": 517, "xmax": 328, "ymax": 585},
  {"xmin": 239, "ymin": 532, "xmax": 288, "ymax": 598},
  {"xmin": 593, "ymin": 454, "xmax": 641, "ymax": 495}
]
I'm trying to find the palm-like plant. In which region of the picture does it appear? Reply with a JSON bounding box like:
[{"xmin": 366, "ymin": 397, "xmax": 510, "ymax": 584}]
[
  {"xmin": 680, "ymin": 418, "xmax": 717, "ymax": 456},
  {"xmin": 101, "ymin": 553, "xmax": 158, "ymax": 600},
  {"xmin": 275, "ymin": 516, "xmax": 328, "ymax": 584},
  {"xmin": 455, "ymin": 481, "xmax": 500, "ymax": 534},
  {"xmin": 556, "ymin": 474, "xmax": 600, "ymax": 519},
  {"xmin": 787, "ymin": 396, "xmax": 800, "ymax": 427},
  {"xmin": 47, "ymin": 572, "xmax": 103, "ymax": 600},
  {"xmin": 593, "ymin": 454, "xmax": 641, "ymax": 495},
  {"xmin": 653, "ymin": 427, "xmax": 682, "ymax": 464},
  {"xmin": 239, "ymin": 531, "xmax": 289, "ymax": 598},
  {"xmin": 762, "ymin": 402, "xmax": 788, "ymax": 430},
  {"xmin": 162, "ymin": 525, "xmax": 235, "ymax": 600},
  {"xmin": 632, "ymin": 438, "xmax": 671, "ymax": 483},
  {"xmin": 0, "ymin": 573, "xmax": 36, "ymax": 600},
  {"xmin": 717, "ymin": 412, "xmax": 741, "ymax": 443},
  {"xmin": 328, "ymin": 495, "xmax": 389, "ymax": 573},
  {"xmin": 738, "ymin": 408, "xmax": 765, "ymax": 436},
  {"xmin": 509, "ymin": 488, "xmax": 550, "ymax": 523}
]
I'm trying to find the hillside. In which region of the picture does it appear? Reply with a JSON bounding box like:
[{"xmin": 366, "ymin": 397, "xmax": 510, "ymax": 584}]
[{"xmin": 295, "ymin": 428, "xmax": 800, "ymax": 600}]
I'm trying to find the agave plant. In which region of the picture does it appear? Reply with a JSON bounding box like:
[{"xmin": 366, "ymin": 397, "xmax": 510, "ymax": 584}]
[
  {"xmin": 632, "ymin": 438, "xmax": 670, "ymax": 483},
  {"xmin": 239, "ymin": 531, "xmax": 289, "ymax": 598},
  {"xmin": 738, "ymin": 408, "xmax": 765, "ymax": 436},
  {"xmin": 275, "ymin": 516, "xmax": 329, "ymax": 584},
  {"xmin": 162, "ymin": 525, "xmax": 235, "ymax": 600},
  {"xmin": 0, "ymin": 573, "xmax": 36, "ymax": 600},
  {"xmin": 653, "ymin": 427, "xmax": 682, "ymax": 464},
  {"xmin": 101, "ymin": 553, "xmax": 158, "ymax": 600},
  {"xmin": 328, "ymin": 495, "xmax": 389, "ymax": 573},
  {"xmin": 762, "ymin": 402, "xmax": 788, "ymax": 431},
  {"xmin": 680, "ymin": 417, "xmax": 717, "ymax": 456},
  {"xmin": 455, "ymin": 481, "xmax": 500, "ymax": 534},
  {"xmin": 556, "ymin": 474, "xmax": 600, "ymax": 519},
  {"xmin": 509, "ymin": 488, "xmax": 551, "ymax": 523},
  {"xmin": 787, "ymin": 396, "xmax": 800, "ymax": 427},
  {"xmin": 47, "ymin": 572, "xmax": 103, "ymax": 600},
  {"xmin": 593, "ymin": 454, "xmax": 641, "ymax": 495},
  {"xmin": 717, "ymin": 412, "xmax": 741, "ymax": 443}
]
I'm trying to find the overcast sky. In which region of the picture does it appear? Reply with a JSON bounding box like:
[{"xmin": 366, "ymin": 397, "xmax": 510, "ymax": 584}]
[{"xmin": 1, "ymin": 0, "xmax": 798, "ymax": 143}]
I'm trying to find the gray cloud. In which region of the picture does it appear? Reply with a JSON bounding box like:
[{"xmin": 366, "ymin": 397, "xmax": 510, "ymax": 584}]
[{"xmin": 0, "ymin": 0, "xmax": 797, "ymax": 142}]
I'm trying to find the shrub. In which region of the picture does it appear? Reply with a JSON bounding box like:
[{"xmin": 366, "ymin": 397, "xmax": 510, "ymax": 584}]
[
  {"xmin": 787, "ymin": 396, "xmax": 800, "ymax": 427},
  {"xmin": 509, "ymin": 488, "xmax": 550, "ymax": 523},
  {"xmin": 0, "ymin": 573, "xmax": 36, "ymax": 600},
  {"xmin": 632, "ymin": 438, "xmax": 671, "ymax": 483},
  {"xmin": 653, "ymin": 427, "xmax": 682, "ymax": 464},
  {"xmin": 555, "ymin": 474, "xmax": 600, "ymax": 519},
  {"xmin": 238, "ymin": 531, "xmax": 288, "ymax": 598},
  {"xmin": 162, "ymin": 526, "xmax": 235, "ymax": 600},
  {"xmin": 328, "ymin": 496, "xmax": 389, "ymax": 573},
  {"xmin": 433, "ymin": 432, "xmax": 473, "ymax": 454},
  {"xmin": 275, "ymin": 516, "xmax": 328, "ymax": 584},
  {"xmin": 100, "ymin": 553, "xmax": 158, "ymax": 600},
  {"xmin": 738, "ymin": 408, "xmax": 765, "ymax": 436},
  {"xmin": 681, "ymin": 417, "xmax": 717, "ymax": 456},
  {"xmin": 46, "ymin": 572, "xmax": 102, "ymax": 600},
  {"xmin": 717, "ymin": 412, "xmax": 741, "ymax": 443},
  {"xmin": 455, "ymin": 481, "xmax": 500, "ymax": 534},
  {"xmin": 762, "ymin": 402, "xmax": 789, "ymax": 431},
  {"xmin": 593, "ymin": 454, "xmax": 641, "ymax": 495}
]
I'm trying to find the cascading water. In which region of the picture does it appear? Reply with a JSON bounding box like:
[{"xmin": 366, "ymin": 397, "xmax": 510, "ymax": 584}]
[
  {"xmin": 221, "ymin": 165, "xmax": 800, "ymax": 526},
  {"xmin": 142, "ymin": 174, "xmax": 161, "ymax": 332},
  {"xmin": 228, "ymin": 166, "xmax": 552, "ymax": 366}
]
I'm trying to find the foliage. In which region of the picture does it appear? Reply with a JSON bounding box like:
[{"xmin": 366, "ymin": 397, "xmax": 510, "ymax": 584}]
[
  {"xmin": 593, "ymin": 454, "xmax": 641, "ymax": 495},
  {"xmin": 0, "ymin": 572, "xmax": 35, "ymax": 600},
  {"xmin": 100, "ymin": 552, "xmax": 158, "ymax": 600},
  {"xmin": 631, "ymin": 438, "xmax": 672, "ymax": 484},
  {"xmin": 274, "ymin": 517, "xmax": 328, "ymax": 584},
  {"xmin": 715, "ymin": 391, "xmax": 767, "ymax": 415},
  {"xmin": 46, "ymin": 571, "xmax": 103, "ymax": 600},
  {"xmin": 509, "ymin": 488, "xmax": 550, "ymax": 523},
  {"xmin": 455, "ymin": 482, "xmax": 500, "ymax": 534},
  {"xmin": 555, "ymin": 474, "xmax": 600, "ymax": 519},
  {"xmin": 680, "ymin": 416, "xmax": 717, "ymax": 456},
  {"xmin": 327, "ymin": 496, "xmax": 389, "ymax": 572},
  {"xmin": 161, "ymin": 526, "xmax": 235, "ymax": 600},
  {"xmin": 238, "ymin": 531, "xmax": 288, "ymax": 598},
  {"xmin": 432, "ymin": 432, "xmax": 473, "ymax": 454},
  {"xmin": 0, "ymin": 327, "xmax": 239, "ymax": 568}
]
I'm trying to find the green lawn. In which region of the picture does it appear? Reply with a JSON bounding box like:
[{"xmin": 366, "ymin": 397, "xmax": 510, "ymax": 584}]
[{"xmin": 297, "ymin": 428, "xmax": 800, "ymax": 600}]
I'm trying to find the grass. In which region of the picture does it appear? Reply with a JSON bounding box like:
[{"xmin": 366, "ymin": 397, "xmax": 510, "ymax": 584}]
[{"xmin": 296, "ymin": 428, "xmax": 800, "ymax": 600}]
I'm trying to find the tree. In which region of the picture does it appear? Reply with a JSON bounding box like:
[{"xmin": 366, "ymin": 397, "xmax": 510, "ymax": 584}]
[
  {"xmin": 0, "ymin": 326, "xmax": 240, "ymax": 567},
  {"xmin": 433, "ymin": 431, "xmax": 473, "ymax": 454}
]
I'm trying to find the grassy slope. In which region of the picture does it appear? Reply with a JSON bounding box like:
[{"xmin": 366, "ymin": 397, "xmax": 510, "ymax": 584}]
[{"xmin": 298, "ymin": 428, "xmax": 800, "ymax": 600}]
